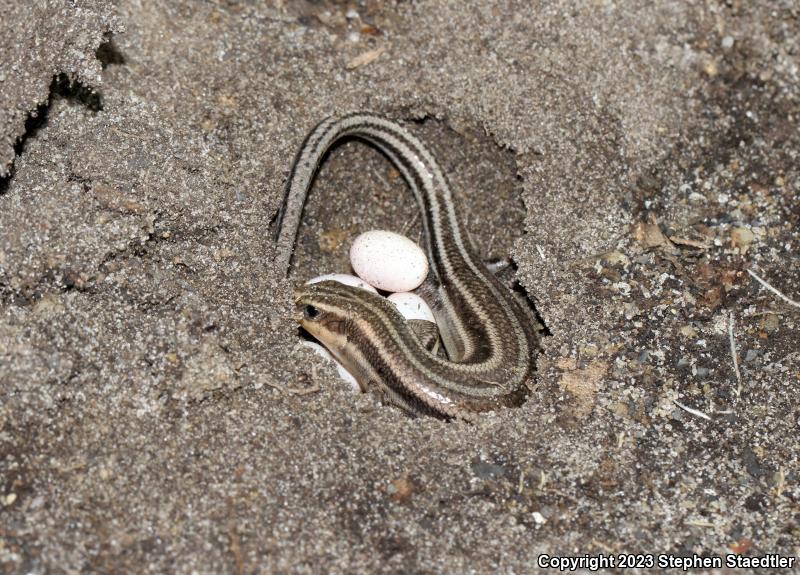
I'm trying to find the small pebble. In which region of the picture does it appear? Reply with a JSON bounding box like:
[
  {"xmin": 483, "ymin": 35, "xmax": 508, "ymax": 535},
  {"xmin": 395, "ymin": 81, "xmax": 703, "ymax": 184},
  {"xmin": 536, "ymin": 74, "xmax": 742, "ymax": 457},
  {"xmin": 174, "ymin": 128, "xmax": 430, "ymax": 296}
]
[
  {"xmin": 306, "ymin": 273, "xmax": 378, "ymax": 293},
  {"xmin": 387, "ymin": 292, "xmax": 436, "ymax": 322},
  {"xmin": 350, "ymin": 230, "xmax": 429, "ymax": 292}
]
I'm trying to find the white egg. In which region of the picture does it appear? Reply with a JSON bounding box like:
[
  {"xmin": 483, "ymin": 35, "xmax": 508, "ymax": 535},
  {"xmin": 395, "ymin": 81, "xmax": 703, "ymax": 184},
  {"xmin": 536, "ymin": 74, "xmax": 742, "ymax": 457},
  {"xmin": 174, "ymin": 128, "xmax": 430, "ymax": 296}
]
[
  {"xmin": 350, "ymin": 230, "xmax": 429, "ymax": 292},
  {"xmin": 305, "ymin": 273, "xmax": 378, "ymax": 293},
  {"xmin": 387, "ymin": 292, "xmax": 436, "ymax": 322},
  {"xmin": 301, "ymin": 341, "xmax": 360, "ymax": 392}
]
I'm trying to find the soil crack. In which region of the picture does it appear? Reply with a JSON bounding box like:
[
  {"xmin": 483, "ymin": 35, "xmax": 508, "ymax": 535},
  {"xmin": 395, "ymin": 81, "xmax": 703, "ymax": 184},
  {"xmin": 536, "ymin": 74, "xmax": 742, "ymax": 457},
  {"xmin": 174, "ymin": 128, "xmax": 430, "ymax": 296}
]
[{"xmin": 0, "ymin": 74, "xmax": 104, "ymax": 196}]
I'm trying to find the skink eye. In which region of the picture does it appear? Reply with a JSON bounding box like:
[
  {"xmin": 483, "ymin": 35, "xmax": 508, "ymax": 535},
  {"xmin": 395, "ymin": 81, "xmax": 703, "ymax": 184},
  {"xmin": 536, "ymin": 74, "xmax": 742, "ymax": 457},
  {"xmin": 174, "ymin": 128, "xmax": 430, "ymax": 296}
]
[{"xmin": 304, "ymin": 305, "xmax": 321, "ymax": 320}]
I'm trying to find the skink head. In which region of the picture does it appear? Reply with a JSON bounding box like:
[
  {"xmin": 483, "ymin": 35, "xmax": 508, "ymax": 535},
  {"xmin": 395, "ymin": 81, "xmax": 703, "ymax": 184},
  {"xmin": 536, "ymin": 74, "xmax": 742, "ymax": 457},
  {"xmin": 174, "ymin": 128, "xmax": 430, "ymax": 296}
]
[
  {"xmin": 294, "ymin": 280, "xmax": 369, "ymax": 345},
  {"xmin": 294, "ymin": 279, "xmax": 410, "ymax": 372}
]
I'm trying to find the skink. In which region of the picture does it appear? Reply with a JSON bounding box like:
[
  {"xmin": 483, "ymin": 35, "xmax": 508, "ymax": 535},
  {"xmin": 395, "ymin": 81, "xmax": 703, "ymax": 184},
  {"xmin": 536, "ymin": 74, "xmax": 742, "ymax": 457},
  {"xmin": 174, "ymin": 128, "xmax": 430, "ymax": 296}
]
[{"xmin": 274, "ymin": 113, "xmax": 540, "ymax": 420}]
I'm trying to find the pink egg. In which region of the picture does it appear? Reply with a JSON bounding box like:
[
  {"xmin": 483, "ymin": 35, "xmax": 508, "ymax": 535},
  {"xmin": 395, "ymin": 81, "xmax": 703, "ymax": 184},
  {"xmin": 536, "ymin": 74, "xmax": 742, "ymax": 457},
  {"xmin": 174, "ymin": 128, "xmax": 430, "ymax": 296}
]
[
  {"xmin": 306, "ymin": 273, "xmax": 378, "ymax": 293},
  {"xmin": 350, "ymin": 230, "xmax": 429, "ymax": 292},
  {"xmin": 387, "ymin": 292, "xmax": 435, "ymax": 322}
]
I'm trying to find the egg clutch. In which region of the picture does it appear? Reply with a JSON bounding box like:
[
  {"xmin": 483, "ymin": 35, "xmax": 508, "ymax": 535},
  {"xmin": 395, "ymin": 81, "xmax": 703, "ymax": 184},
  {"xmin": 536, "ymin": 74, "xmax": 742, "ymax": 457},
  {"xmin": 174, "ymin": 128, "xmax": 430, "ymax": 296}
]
[{"xmin": 301, "ymin": 229, "xmax": 437, "ymax": 387}]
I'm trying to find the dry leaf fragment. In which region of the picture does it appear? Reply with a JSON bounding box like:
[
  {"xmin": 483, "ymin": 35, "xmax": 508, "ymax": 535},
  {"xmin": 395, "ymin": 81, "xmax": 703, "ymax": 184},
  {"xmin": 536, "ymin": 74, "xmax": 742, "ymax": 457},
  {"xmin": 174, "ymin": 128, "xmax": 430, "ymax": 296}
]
[
  {"xmin": 346, "ymin": 45, "xmax": 385, "ymax": 69},
  {"xmin": 387, "ymin": 476, "xmax": 415, "ymax": 503},
  {"xmin": 669, "ymin": 236, "xmax": 710, "ymax": 249},
  {"xmin": 633, "ymin": 215, "xmax": 672, "ymax": 249},
  {"xmin": 599, "ymin": 251, "xmax": 630, "ymax": 267},
  {"xmin": 318, "ymin": 229, "xmax": 350, "ymax": 252},
  {"xmin": 699, "ymin": 286, "xmax": 722, "ymax": 310},
  {"xmin": 558, "ymin": 360, "xmax": 608, "ymax": 419},
  {"xmin": 731, "ymin": 227, "xmax": 755, "ymax": 254},
  {"xmin": 729, "ymin": 538, "xmax": 752, "ymax": 554},
  {"xmin": 360, "ymin": 24, "xmax": 382, "ymax": 36}
]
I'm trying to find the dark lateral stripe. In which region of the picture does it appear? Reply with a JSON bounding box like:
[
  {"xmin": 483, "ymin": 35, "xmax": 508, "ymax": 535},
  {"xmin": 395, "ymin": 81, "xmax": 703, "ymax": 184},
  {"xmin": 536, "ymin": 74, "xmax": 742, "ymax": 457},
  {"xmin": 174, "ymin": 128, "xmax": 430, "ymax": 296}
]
[{"xmin": 281, "ymin": 113, "xmax": 539, "ymax": 417}]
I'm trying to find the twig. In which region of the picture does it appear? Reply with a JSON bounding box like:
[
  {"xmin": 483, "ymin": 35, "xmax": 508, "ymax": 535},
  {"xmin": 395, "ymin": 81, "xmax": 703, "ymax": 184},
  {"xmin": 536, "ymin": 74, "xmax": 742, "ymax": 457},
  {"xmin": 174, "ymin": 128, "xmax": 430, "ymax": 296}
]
[
  {"xmin": 369, "ymin": 163, "xmax": 391, "ymax": 190},
  {"xmin": 773, "ymin": 467, "xmax": 786, "ymax": 498},
  {"xmin": 590, "ymin": 539, "xmax": 616, "ymax": 553},
  {"xmin": 284, "ymin": 383, "xmax": 321, "ymax": 396},
  {"xmin": 729, "ymin": 311, "xmax": 742, "ymax": 398},
  {"xmin": 747, "ymin": 269, "xmax": 800, "ymax": 308},
  {"xmin": 685, "ymin": 519, "xmax": 716, "ymax": 528},
  {"xmin": 346, "ymin": 45, "xmax": 386, "ymax": 70},
  {"xmin": 673, "ymin": 400, "xmax": 713, "ymax": 421},
  {"xmin": 486, "ymin": 233, "xmax": 496, "ymax": 256}
]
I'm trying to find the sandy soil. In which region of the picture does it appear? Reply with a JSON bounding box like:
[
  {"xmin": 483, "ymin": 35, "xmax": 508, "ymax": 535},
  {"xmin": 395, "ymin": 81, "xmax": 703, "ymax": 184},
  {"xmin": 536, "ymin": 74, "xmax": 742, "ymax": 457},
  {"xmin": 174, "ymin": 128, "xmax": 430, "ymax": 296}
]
[{"xmin": 1, "ymin": 1, "xmax": 798, "ymax": 573}]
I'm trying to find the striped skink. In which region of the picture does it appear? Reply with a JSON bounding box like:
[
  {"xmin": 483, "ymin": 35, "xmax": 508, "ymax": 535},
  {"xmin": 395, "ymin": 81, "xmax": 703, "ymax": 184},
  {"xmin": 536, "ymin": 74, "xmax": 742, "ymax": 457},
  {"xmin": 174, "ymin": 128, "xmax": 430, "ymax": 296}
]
[{"xmin": 274, "ymin": 113, "xmax": 540, "ymax": 420}]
